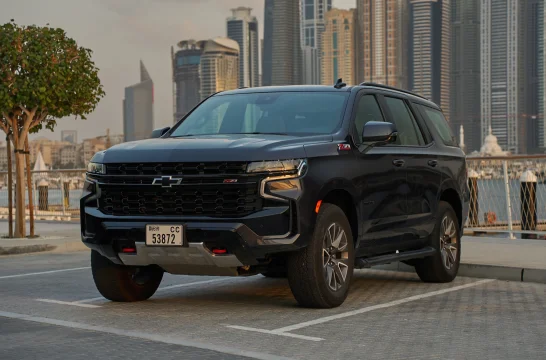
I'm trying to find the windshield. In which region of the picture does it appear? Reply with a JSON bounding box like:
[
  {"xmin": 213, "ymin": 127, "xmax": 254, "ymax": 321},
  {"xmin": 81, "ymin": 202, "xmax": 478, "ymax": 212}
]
[{"xmin": 170, "ymin": 92, "xmax": 349, "ymax": 137}]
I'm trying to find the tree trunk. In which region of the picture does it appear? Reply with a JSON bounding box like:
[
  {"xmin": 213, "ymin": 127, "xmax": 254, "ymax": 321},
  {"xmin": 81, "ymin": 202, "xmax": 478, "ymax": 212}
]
[
  {"xmin": 14, "ymin": 151, "xmax": 26, "ymax": 238},
  {"xmin": 6, "ymin": 137, "xmax": 13, "ymax": 238},
  {"xmin": 25, "ymin": 137, "xmax": 34, "ymax": 237}
]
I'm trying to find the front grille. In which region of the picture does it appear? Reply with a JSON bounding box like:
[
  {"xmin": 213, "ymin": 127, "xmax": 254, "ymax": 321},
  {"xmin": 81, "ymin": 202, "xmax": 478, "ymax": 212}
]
[
  {"xmin": 105, "ymin": 162, "xmax": 248, "ymax": 176},
  {"xmin": 97, "ymin": 163, "xmax": 263, "ymax": 217}
]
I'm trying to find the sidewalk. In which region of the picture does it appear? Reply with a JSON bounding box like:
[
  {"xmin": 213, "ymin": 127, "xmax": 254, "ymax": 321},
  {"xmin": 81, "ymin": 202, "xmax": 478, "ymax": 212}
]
[
  {"xmin": 0, "ymin": 221, "xmax": 85, "ymax": 255},
  {"xmin": 378, "ymin": 235, "xmax": 546, "ymax": 284}
]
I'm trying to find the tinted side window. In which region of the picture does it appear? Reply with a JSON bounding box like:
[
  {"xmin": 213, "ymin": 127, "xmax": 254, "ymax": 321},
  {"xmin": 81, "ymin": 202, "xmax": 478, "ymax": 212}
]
[
  {"xmin": 416, "ymin": 104, "xmax": 456, "ymax": 146},
  {"xmin": 383, "ymin": 97, "xmax": 424, "ymax": 146},
  {"xmin": 354, "ymin": 95, "xmax": 384, "ymax": 140}
]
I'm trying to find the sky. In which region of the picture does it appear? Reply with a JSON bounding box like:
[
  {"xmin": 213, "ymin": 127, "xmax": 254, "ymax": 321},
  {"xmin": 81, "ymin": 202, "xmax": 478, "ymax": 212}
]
[{"xmin": 1, "ymin": 0, "xmax": 355, "ymax": 142}]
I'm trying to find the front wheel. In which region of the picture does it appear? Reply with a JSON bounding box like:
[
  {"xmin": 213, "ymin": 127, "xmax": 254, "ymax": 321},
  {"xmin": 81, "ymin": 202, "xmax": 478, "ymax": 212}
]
[
  {"xmin": 414, "ymin": 201, "xmax": 461, "ymax": 283},
  {"xmin": 287, "ymin": 203, "xmax": 354, "ymax": 308},
  {"xmin": 91, "ymin": 250, "xmax": 163, "ymax": 302}
]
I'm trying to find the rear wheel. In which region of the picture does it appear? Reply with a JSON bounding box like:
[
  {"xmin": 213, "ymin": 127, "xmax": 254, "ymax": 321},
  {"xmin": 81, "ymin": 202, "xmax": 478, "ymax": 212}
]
[
  {"xmin": 414, "ymin": 201, "xmax": 461, "ymax": 283},
  {"xmin": 91, "ymin": 250, "xmax": 163, "ymax": 302},
  {"xmin": 287, "ymin": 203, "xmax": 354, "ymax": 308}
]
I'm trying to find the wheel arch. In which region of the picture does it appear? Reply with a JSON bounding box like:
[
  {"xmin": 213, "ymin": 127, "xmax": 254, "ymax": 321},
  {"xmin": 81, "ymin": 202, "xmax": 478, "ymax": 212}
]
[
  {"xmin": 439, "ymin": 187, "xmax": 463, "ymax": 229},
  {"xmin": 317, "ymin": 181, "xmax": 360, "ymax": 248}
]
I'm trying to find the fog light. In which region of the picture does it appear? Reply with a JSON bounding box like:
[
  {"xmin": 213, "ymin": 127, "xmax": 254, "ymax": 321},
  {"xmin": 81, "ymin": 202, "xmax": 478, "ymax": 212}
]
[{"xmin": 211, "ymin": 248, "xmax": 228, "ymax": 255}]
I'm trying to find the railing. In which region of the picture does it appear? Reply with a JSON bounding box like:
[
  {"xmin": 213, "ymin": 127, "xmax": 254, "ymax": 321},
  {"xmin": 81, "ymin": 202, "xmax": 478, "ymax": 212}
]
[
  {"xmin": 1, "ymin": 158, "xmax": 546, "ymax": 238},
  {"xmin": 0, "ymin": 169, "xmax": 86, "ymax": 220},
  {"xmin": 465, "ymin": 155, "xmax": 546, "ymax": 238}
]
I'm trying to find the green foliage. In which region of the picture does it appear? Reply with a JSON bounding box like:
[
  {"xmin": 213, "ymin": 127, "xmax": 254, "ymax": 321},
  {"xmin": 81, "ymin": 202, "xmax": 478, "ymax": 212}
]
[{"xmin": 0, "ymin": 20, "xmax": 105, "ymax": 133}]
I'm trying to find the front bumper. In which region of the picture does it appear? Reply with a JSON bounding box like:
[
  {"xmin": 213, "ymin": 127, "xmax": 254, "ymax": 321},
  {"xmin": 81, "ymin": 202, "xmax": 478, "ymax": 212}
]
[{"xmin": 81, "ymin": 205, "xmax": 308, "ymax": 275}]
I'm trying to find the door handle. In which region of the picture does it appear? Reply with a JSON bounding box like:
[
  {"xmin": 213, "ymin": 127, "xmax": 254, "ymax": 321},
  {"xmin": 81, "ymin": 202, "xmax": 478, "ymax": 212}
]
[
  {"xmin": 392, "ymin": 159, "xmax": 405, "ymax": 167},
  {"xmin": 428, "ymin": 160, "xmax": 438, "ymax": 167}
]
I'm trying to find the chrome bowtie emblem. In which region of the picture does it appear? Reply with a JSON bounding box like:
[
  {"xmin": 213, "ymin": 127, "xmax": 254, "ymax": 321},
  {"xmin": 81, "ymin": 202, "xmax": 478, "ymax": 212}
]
[{"xmin": 152, "ymin": 176, "xmax": 182, "ymax": 187}]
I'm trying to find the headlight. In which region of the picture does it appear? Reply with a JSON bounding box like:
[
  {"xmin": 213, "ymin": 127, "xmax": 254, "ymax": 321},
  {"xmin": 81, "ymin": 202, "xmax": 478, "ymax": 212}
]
[
  {"xmin": 87, "ymin": 162, "xmax": 105, "ymax": 174},
  {"xmin": 256, "ymin": 159, "xmax": 307, "ymax": 201},
  {"xmin": 262, "ymin": 178, "xmax": 302, "ymax": 201},
  {"xmin": 247, "ymin": 159, "xmax": 307, "ymax": 174}
]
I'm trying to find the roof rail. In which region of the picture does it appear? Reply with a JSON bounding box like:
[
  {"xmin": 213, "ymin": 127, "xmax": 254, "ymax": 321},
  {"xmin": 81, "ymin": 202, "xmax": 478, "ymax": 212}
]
[{"xmin": 358, "ymin": 82, "xmax": 428, "ymax": 100}]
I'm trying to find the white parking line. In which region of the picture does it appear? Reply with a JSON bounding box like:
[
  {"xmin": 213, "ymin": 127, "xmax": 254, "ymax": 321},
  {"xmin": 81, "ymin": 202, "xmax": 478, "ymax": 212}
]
[
  {"xmin": 227, "ymin": 279, "xmax": 495, "ymax": 341},
  {"xmin": 37, "ymin": 278, "xmax": 241, "ymax": 307},
  {"xmin": 75, "ymin": 278, "xmax": 234, "ymax": 304},
  {"xmin": 0, "ymin": 310, "xmax": 291, "ymax": 360},
  {"xmin": 36, "ymin": 299, "xmax": 101, "ymax": 309},
  {"xmin": 227, "ymin": 325, "xmax": 324, "ymax": 342},
  {"xmin": 0, "ymin": 267, "xmax": 90, "ymax": 280}
]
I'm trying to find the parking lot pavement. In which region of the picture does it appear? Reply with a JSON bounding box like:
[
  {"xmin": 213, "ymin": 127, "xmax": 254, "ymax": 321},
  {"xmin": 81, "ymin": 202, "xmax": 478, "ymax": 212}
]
[{"xmin": 1, "ymin": 251, "xmax": 545, "ymax": 360}]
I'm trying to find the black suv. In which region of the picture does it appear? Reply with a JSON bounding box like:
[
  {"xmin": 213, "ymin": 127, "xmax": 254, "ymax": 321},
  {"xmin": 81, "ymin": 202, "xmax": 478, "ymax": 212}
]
[{"xmin": 82, "ymin": 83, "xmax": 469, "ymax": 308}]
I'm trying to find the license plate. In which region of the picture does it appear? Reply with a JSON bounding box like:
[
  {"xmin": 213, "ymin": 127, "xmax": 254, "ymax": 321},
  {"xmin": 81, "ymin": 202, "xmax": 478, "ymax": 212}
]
[{"xmin": 145, "ymin": 225, "xmax": 184, "ymax": 246}]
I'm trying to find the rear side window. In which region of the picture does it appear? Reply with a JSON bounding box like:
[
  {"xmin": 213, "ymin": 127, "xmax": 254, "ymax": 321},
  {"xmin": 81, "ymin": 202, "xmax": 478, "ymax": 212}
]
[
  {"xmin": 416, "ymin": 104, "xmax": 456, "ymax": 146},
  {"xmin": 383, "ymin": 97, "xmax": 424, "ymax": 146}
]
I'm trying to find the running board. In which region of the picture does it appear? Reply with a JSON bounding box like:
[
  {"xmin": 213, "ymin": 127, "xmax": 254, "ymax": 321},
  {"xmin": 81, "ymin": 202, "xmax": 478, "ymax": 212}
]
[{"xmin": 355, "ymin": 246, "xmax": 436, "ymax": 269}]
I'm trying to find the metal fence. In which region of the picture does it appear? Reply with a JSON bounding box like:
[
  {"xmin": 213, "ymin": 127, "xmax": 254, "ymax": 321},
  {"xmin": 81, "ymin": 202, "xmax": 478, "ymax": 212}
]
[
  {"xmin": 465, "ymin": 155, "xmax": 546, "ymax": 238},
  {"xmin": 0, "ymin": 169, "xmax": 86, "ymax": 221},
  {"xmin": 1, "ymin": 158, "xmax": 546, "ymax": 237}
]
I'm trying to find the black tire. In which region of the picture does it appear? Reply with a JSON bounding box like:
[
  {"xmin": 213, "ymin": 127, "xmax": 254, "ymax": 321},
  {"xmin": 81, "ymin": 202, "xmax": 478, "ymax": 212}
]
[
  {"xmin": 287, "ymin": 203, "xmax": 354, "ymax": 308},
  {"xmin": 91, "ymin": 250, "xmax": 163, "ymax": 302},
  {"xmin": 414, "ymin": 201, "xmax": 461, "ymax": 283},
  {"xmin": 261, "ymin": 256, "xmax": 288, "ymax": 278}
]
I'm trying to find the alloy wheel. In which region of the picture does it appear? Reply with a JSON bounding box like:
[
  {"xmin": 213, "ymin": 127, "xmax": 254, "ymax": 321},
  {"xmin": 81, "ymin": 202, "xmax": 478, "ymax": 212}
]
[
  {"xmin": 322, "ymin": 223, "xmax": 350, "ymax": 291},
  {"xmin": 440, "ymin": 216, "xmax": 458, "ymax": 270}
]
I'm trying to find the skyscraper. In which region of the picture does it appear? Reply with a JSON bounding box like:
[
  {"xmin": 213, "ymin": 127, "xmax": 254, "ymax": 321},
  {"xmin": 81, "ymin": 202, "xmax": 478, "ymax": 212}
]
[
  {"xmin": 199, "ymin": 38, "xmax": 239, "ymax": 100},
  {"xmin": 301, "ymin": 0, "xmax": 332, "ymax": 84},
  {"xmin": 537, "ymin": 1, "xmax": 546, "ymax": 152},
  {"xmin": 263, "ymin": 0, "xmax": 303, "ymax": 85},
  {"xmin": 262, "ymin": 0, "xmax": 274, "ymax": 86},
  {"xmin": 123, "ymin": 61, "xmax": 154, "ymax": 142},
  {"xmin": 480, "ymin": 0, "xmax": 528, "ymax": 154},
  {"xmin": 227, "ymin": 7, "xmax": 259, "ymax": 88},
  {"xmin": 357, "ymin": 0, "xmax": 409, "ymax": 88},
  {"xmin": 451, "ymin": 0, "xmax": 481, "ymax": 153},
  {"xmin": 409, "ymin": 0, "xmax": 450, "ymax": 120},
  {"xmin": 172, "ymin": 40, "xmax": 205, "ymax": 123},
  {"xmin": 524, "ymin": 0, "xmax": 544, "ymax": 153},
  {"xmin": 321, "ymin": 9, "xmax": 357, "ymax": 85}
]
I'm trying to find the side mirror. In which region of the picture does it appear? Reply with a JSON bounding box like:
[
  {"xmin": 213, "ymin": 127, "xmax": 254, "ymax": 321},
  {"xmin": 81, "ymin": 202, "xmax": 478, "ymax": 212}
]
[
  {"xmin": 151, "ymin": 127, "xmax": 171, "ymax": 139},
  {"xmin": 362, "ymin": 121, "xmax": 397, "ymax": 145}
]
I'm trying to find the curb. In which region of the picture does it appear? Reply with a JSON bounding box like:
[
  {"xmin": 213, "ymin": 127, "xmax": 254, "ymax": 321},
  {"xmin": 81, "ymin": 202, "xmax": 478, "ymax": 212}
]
[
  {"xmin": 374, "ymin": 262, "xmax": 546, "ymax": 284},
  {"xmin": 0, "ymin": 240, "xmax": 89, "ymax": 256}
]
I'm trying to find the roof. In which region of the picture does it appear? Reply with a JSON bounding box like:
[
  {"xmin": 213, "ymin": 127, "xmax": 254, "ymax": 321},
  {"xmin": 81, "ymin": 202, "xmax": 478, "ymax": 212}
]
[
  {"xmin": 219, "ymin": 85, "xmax": 353, "ymax": 96},
  {"xmin": 217, "ymin": 84, "xmax": 440, "ymax": 108},
  {"xmin": 204, "ymin": 37, "xmax": 239, "ymax": 54}
]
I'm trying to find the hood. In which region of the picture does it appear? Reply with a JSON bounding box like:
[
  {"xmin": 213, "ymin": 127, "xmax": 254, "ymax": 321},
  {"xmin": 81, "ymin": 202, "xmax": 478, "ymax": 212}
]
[{"xmin": 93, "ymin": 134, "xmax": 333, "ymax": 163}]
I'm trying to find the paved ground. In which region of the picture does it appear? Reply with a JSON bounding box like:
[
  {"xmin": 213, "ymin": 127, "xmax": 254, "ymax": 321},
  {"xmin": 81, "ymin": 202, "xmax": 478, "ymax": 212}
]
[{"xmin": 1, "ymin": 251, "xmax": 545, "ymax": 360}]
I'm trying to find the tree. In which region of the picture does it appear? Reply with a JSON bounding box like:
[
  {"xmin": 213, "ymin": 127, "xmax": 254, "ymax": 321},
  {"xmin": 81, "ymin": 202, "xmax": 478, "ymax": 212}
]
[{"xmin": 0, "ymin": 21, "xmax": 105, "ymax": 237}]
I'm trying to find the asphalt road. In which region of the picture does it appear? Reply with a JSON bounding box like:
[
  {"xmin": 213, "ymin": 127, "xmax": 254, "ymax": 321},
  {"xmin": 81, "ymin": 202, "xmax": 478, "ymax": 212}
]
[{"xmin": 1, "ymin": 251, "xmax": 545, "ymax": 360}]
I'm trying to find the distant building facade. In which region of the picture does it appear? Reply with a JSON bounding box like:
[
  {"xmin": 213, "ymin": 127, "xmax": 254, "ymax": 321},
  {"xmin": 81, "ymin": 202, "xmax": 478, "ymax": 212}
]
[
  {"xmin": 409, "ymin": 0, "xmax": 451, "ymax": 121},
  {"xmin": 61, "ymin": 130, "xmax": 77, "ymax": 144},
  {"xmin": 357, "ymin": 0, "xmax": 409, "ymax": 88},
  {"xmin": 123, "ymin": 61, "xmax": 154, "ymax": 142},
  {"xmin": 480, "ymin": 0, "xmax": 529, "ymax": 154},
  {"xmin": 172, "ymin": 40, "xmax": 205, "ymax": 123},
  {"xmin": 199, "ymin": 38, "xmax": 240, "ymax": 100},
  {"xmin": 321, "ymin": 9, "xmax": 357, "ymax": 85},
  {"xmin": 451, "ymin": 0, "xmax": 481, "ymax": 153},
  {"xmin": 262, "ymin": 0, "xmax": 274, "ymax": 86},
  {"xmin": 227, "ymin": 7, "xmax": 259, "ymax": 88},
  {"xmin": 301, "ymin": 0, "xmax": 332, "ymax": 84},
  {"xmin": 264, "ymin": 0, "xmax": 303, "ymax": 85}
]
